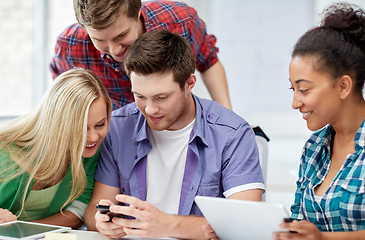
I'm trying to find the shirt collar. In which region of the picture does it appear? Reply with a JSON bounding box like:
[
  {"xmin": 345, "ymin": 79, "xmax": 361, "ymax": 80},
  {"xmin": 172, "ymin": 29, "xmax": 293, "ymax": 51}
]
[
  {"xmin": 132, "ymin": 95, "xmax": 209, "ymax": 147},
  {"xmin": 189, "ymin": 95, "xmax": 209, "ymax": 147},
  {"xmin": 316, "ymin": 119, "xmax": 365, "ymax": 149},
  {"xmin": 133, "ymin": 112, "xmax": 149, "ymax": 142},
  {"xmin": 354, "ymin": 119, "xmax": 365, "ymax": 148},
  {"xmin": 101, "ymin": 53, "xmax": 123, "ymax": 71},
  {"xmin": 321, "ymin": 124, "xmax": 334, "ymax": 148}
]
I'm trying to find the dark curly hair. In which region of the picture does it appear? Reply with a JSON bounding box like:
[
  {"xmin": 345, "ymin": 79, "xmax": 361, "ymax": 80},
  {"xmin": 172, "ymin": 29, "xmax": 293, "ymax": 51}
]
[{"xmin": 292, "ymin": 2, "xmax": 365, "ymax": 96}]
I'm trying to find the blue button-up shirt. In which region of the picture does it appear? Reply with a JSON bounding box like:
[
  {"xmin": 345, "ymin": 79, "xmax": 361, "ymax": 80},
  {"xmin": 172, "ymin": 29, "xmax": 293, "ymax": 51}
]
[
  {"xmin": 95, "ymin": 95, "xmax": 264, "ymax": 215},
  {"xmin": 291, "ymin": 120, "xmax": 365, "ymax": 231}
]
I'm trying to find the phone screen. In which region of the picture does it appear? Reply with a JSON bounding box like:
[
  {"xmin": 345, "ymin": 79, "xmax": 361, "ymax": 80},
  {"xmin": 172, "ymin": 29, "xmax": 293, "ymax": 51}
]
[{"xmin": 0, "ymin": 221, "xmax": 68, "ymax": 239}]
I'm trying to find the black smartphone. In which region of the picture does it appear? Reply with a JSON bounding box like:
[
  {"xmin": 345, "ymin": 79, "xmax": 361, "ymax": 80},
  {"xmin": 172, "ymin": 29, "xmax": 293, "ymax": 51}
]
[
  {"xmin": 96, "ymin": 204, "xmax": 124, "ymax": 221},
  {"xmin": 283, "ymin": 218, "xmax": 298, "ymax": 233},
  {"xmin": 283, "ymin": 217, "xmax": 293, "ymax": 223}
]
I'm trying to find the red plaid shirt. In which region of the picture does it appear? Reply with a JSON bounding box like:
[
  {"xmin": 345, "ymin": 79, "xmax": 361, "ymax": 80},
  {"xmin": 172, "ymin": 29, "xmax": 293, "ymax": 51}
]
[{"xmin": 50, "ymin": 1, "xmax": 219, "ymax": 109}]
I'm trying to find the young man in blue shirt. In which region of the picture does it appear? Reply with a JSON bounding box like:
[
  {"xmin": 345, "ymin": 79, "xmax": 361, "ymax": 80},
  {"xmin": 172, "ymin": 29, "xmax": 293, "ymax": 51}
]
[{"xmin": 84, "ymin": 30, "xmax": 264, "ymax": 239}]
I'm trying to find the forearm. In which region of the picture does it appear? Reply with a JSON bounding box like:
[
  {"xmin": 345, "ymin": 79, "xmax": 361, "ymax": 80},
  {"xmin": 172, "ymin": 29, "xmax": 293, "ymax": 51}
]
[
  {"xmin": 322, "ymin": 230, "xmax": 365, "ymax": 240},
  {"xmin": 84, "ymin": 203, "xmax": 98, "ymax": 231},
  {"xmin": 201, "ymin": 61, "xmax": 232, "ymax": 109},
  {"xmin": 84, "ymin": 182, "xmax": 122, "ymax": 231},
  {"xmin": 275, "ymin": 220, "xmax": 365, "ymax": 240},
  {"xmin": 166, "ymin": 215, "xmax": 209, "ymax": 240},
  {"xmin": 228, "ymin": 189, "xmax": 263, "ymax": 201},
  {"xmin": 33, "ymin": 210, "xmax": 82, "ymax": 229}
]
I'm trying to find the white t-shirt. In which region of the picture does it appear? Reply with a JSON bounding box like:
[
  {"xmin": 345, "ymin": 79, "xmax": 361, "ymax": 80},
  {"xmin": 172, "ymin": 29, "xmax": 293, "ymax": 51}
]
[{"xmin": 146, "ymin": 119, "xmax": 195, "ymax": 214}]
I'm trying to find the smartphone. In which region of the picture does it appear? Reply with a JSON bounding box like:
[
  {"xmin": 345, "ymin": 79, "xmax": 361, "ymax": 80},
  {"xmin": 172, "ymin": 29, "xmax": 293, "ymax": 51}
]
[
  {"xmin": 283, "ymin": 218, "xmax": 298, "ymax": 233},
  {"xmin": 96, "ymin": 204, "xmax": 124, "ymax": 221}
]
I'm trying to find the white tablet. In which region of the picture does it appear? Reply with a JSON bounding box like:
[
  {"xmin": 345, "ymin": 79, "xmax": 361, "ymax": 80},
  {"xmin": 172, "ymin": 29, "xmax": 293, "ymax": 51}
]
[
  {"xmin": 195, "ymin": 196, "xmax": 290, "ymax": 240},
  {"xmin": 0, "ymin": 221, "xmax": 70, "ymax": 240}
]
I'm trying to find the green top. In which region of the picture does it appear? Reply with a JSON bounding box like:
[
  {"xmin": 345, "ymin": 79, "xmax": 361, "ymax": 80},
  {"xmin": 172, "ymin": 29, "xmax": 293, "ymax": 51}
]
[
  {"xmin": 0, "ymin": 146, "xmax": 99, "ymax": 220},
  {"xmin": 17, "ymin": 181, "xmax": 61, "ymax": 221}
]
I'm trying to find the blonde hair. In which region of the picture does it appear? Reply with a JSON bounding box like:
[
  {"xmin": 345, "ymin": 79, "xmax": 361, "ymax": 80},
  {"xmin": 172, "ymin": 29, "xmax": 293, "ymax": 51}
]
[{"xmin": 0, "ymin": 68, "xmax": 112, "ymax": 214}]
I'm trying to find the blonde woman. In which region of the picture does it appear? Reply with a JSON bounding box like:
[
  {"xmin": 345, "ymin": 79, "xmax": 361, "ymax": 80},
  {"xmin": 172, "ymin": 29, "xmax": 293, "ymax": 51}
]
[{"xmin": 0, "ymin": 68, "xmax": 112, "ymax": 229}]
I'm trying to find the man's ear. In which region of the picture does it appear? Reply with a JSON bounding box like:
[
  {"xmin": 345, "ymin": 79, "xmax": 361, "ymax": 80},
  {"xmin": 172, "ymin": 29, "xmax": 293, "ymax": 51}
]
[
  {"xmin": 337, "ymin": 75, "xmax": 353, "ymax": 100},
  {"xmin": 184, "ymin": 74, "xmax": 196, "ymax": 95}
]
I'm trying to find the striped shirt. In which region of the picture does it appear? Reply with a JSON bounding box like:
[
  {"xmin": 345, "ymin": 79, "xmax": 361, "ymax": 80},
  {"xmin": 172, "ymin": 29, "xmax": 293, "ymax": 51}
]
[{"xmin": 291, "ymin": 120, "xmax": 365, "ymax": 231}]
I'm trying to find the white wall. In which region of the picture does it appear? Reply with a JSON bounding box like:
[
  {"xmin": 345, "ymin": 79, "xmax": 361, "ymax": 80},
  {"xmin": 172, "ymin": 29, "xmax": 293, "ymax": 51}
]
[{"xmin": 184, "ymin": 0, "xmax": 314, "ymax": 208}]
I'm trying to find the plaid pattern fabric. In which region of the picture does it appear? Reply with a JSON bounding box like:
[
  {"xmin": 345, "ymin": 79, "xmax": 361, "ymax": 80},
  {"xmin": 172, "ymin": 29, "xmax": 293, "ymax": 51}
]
[
  {"xmin": 49, "ymin": 0, "xmax": 219, "ymax": 110},
  {"xmin": 291, "ymin": 120, "xmax": 365, "ymax": 231}
]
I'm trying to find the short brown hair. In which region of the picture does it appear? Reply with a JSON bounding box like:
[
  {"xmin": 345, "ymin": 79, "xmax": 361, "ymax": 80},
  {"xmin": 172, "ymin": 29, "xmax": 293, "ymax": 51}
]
[
  {"xmin": 73, "ymin": 0, "xmax": 141, "ymax": 29},
  {"xmin": 125, "ymin": 30, "xmax": 196, "ymax": 89}
]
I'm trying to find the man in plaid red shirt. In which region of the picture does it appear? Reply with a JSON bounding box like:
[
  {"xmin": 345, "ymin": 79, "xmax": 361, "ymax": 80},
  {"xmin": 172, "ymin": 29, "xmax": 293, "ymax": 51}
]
[{"xmin": 50, "ymin": 0, "xmax": 231, "ymax": 110}]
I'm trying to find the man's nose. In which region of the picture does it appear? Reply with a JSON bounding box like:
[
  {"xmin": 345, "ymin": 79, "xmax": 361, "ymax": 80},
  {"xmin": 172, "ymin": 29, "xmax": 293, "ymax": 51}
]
[
  {"xmin": 145, "ymin": 101, "xmax": 159, "ymax": 115},
  {"xmin": 109, "ymin": 41, "xmax": 122, "ymax": 56}
]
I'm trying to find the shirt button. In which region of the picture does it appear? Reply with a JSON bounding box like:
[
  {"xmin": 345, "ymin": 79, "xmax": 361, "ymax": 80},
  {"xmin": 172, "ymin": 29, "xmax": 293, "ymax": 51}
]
[
  {"xmin": 121, "ymin": 187, "xmax": 125, "ymax": 193},
  {"xmin": 131, "ymin": 108, "xmax": 138, "ymax": 114},
  {"xmin": 134, "ymin": 155, "xmax": 138, "ymax": 160},
  {"xmin": 208, "ymin": 114, "xmax": 212, "ymax": 119}
]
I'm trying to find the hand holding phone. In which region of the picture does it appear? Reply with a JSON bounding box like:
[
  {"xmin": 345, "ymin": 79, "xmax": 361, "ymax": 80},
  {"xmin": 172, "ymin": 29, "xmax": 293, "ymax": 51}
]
[
  {"xmin": 283, "ymin": 218, "xmax": 298, "ymax": 233},
  {"xmin": 96, "ymin": 204, "xmax": 124, "ymax": 221}
]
